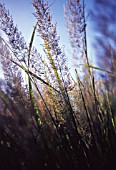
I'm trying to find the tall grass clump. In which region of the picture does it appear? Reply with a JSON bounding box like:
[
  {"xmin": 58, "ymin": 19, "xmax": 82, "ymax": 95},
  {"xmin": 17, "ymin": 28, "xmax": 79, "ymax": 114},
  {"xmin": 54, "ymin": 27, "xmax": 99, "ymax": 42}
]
[{"xmin": 0, "ymin": 0, "xmax": 116, "ymax": 170}]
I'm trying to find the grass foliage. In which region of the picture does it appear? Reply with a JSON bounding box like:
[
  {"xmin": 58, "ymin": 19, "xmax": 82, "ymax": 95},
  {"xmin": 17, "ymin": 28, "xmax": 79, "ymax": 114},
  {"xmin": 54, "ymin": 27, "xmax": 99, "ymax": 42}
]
[{"xmin": 0, "ymin": 0, "xmax": 116, "ymax": 170}]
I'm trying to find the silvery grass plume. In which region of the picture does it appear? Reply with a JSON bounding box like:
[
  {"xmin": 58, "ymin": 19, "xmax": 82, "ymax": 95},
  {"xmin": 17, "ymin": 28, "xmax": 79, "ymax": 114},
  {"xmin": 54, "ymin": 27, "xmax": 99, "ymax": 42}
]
[
  {"xmin": 64, "ymin": 0, "xmax": 87, "ymax": 67},
  {"xmin": 0, "ymin": 3, "xmax": 27, "ymax": 64},
  {"xmin": 0, "ymin": 3, "xmax": 45, "ymax": 80},
  {"xmin": 32, "ymin": 0, "xmax": 70, "ymax": 91},
  {"xmin": 0, "ymin": 31, "xmax": 24, "ymax": 96}
]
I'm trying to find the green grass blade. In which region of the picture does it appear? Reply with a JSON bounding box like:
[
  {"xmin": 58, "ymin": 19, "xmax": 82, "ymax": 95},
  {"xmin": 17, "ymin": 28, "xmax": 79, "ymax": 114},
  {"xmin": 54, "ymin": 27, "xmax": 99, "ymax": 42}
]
[
  {"xmin": 28, "ymin": 22, "xmax": 38, "ymax": 67},
  {"xmin": 0, "ymin": 50, "xmax": 59, "ymax": 93},
  {"xmin": 85, "ymin": 64, "xmax": 116, "ymax": 75}
]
